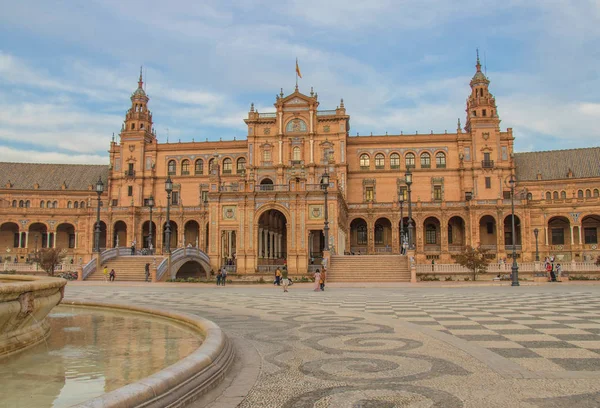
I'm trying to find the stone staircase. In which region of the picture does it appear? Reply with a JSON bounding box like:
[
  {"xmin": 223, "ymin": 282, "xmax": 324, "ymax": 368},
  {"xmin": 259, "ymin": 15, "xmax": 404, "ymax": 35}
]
[
  {"xmin": 86, "ymin": 256, "xmax": 165, "ymax": 281},
  {"xmin": 327, "ymin": 255, "xmax": 411, "ymax": 282}
]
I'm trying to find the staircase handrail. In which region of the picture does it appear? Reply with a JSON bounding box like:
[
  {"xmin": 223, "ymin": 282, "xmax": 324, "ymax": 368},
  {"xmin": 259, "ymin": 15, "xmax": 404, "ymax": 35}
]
[{"xmin": 82, "ymin": 257, "xmax": 97, "ymax": 280}]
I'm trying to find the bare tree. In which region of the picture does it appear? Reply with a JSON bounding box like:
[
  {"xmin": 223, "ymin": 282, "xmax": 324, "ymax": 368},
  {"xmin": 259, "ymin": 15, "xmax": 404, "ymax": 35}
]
[
  {"xmin": 454, "ymin": 246, "xmax": 491, "ymax": 281},
  {"xmin": 33, "ymin": 248, "xmax": 67, "ymax": 277}
]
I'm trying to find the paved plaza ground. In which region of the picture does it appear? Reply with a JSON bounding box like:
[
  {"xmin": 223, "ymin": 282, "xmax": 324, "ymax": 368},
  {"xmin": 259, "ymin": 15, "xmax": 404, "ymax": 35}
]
[{"xmin": 65, "ymin": 282, "xmax": 600, "ymax": 407}]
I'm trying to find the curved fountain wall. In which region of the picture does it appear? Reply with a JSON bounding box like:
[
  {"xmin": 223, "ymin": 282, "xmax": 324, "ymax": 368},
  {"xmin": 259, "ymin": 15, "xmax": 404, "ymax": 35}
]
[{"xmin": 0, "ymin": 275, "xmax": 66, "ymax": 357}]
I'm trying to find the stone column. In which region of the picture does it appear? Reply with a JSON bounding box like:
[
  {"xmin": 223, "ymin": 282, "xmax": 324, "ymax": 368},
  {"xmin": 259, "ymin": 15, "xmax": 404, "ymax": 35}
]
[
  {"xmin": 570, "ymin": 226, "xmax": 575, "ymax": 245},
  {"xmin": 310, "ymin": 139, "xmax": 314, "ymax": 163},
  {"xmin": 258, "ymin": 228, "xmax": 263, "ymax": 258},
  {"xmin": 578, "ymin": 225, "xmax": 583, "ymax": 246},
  {"xmin": 24, "ymin": 231, "xmax": 28, "ymax": 248},
  {"xmin": 228, "ymin": 231, "xmax": 233, "ymax": 258},
  {"xmin": 74, "ymin": 232, "xmax": 77, "ymax": 249},
  {"xmin": 545, "ymin": 226, "xmax": 549, "ymax": 246},
  {"xmin": 278, "ymin": 233, "xmax": 282, "ymax": 258},
  {"xmin": 47, "ymin": 233, "xmax": 51, "ymax": 248},
  {"xmin": 17, "ymin": 231, "xmax": 22, "ymax": 248}
]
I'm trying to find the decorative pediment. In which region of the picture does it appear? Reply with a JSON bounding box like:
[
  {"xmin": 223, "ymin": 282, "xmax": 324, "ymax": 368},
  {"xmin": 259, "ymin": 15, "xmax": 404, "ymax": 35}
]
[{"xmin": 287, "ymin": 97, "xmax": 306, "ymax": 105}]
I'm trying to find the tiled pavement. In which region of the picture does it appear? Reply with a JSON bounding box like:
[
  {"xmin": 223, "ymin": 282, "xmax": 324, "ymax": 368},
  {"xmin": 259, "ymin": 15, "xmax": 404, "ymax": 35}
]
[{"xmin": 64, "ymin": 283, "xmax": 600, "ymax": 406}]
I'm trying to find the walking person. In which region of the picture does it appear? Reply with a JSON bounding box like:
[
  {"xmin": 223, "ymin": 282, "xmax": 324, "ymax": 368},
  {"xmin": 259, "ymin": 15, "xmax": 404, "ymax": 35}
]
[
  {"xmin": 103, "ymin": 265, "xmax": 108, "ymax": 282},
  {"xmin": 314, "ymin": 269, "xmax": 321, "ymax": 292},
  {"xmin": 320, "ymin": 268, "xmax": 326, "ymax": 291},
  {"xmin": 221, "ymin": 266, "xmax": 227, "ymax": 286},
  {"xmin": 109, "ymin": 268, "xmax": 116, "ymax": 282},
  {"xmin": 144, "ymin": 263, "xmax": 150, "ymax": 282},
  {"xmin": 130, "ymin": 241, "xmax": 136, "ymax": 256},
  {"xmin": 275, "ymin": 267, "xmax": 282, "ymax": 286},
  {"xmin": 216, "ymin": 270, "xmax": 222, "ymax": 286},
  {"xmin": 556, "ymin": 263, "xmax": 562, "ymax": 282},
  {"xmin": 282, "ymin": 267, "xmax": 289, "ymax": 292}
]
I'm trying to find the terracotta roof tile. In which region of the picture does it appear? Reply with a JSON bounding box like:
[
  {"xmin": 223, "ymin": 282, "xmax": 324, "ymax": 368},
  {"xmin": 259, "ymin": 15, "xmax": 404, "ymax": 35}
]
[
  {"xmin": 0, "ymin": 162, "xmax": 109, "ymax": 191},
  {"xmin": 514, "ymin": 147, "xmax": 600, "ymax": 181}
]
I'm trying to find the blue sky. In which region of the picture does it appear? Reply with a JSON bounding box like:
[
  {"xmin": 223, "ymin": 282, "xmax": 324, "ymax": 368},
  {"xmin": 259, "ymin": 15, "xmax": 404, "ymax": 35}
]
[{"xmin": 0, "ymin": 1, "xmax": 599, "ymax": 164}]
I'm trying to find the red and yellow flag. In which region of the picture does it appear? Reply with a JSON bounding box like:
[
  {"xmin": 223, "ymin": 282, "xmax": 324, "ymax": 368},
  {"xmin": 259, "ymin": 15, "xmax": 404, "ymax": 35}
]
[{"xmin": 296, "ymin": 58, "xmax": 302, "ymax": 79}]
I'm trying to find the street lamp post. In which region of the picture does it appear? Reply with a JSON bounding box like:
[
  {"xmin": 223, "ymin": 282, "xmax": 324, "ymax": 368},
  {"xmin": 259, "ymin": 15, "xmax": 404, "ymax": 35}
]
[
  {"xmin": 148, "ymin": 196, "xmax": 154, "ymax": 254},
  {"xmin": 405, "ymin": 170, "xmax": 414, "ymax": 249},
  {"xmin": 164, "ymin": 177, "xmax": 173, "ymax": 254},
  {"xmin": 534, "ymin": 228, "xmax": 540, "ymax": 262},
  {"xmin": 399, "ymin": 193, "xmax": 405, "ymax": 252},
  {"xmin": 509, "ymin": 175, "xmax": 519, "ymax": 286},
  {"xmin": 94, "ymin": 176, "xmax": 104, "ymax": 253},
  {"xmin": 321, "ymin": 171, "xmax": 330, "ymax": 251}
]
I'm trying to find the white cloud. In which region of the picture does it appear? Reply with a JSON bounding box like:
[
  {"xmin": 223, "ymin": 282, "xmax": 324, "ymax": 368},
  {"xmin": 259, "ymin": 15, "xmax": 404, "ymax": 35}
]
[{"xmin": 0, "ymin": 145, "xmax": 107, "ymax": 164}]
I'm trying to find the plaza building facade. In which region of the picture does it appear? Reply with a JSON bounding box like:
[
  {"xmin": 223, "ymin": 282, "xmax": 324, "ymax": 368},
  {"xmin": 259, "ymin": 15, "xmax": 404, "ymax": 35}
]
[{"xmin": 1, "ymin": 59, "xmax": 599, "ymax": 276}]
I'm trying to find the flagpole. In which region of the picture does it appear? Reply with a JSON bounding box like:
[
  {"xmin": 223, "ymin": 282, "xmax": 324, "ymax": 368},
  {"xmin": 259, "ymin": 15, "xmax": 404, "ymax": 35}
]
[{"xmin": 295, "ymin": 58, "xmax": 298, "ymax": 90}]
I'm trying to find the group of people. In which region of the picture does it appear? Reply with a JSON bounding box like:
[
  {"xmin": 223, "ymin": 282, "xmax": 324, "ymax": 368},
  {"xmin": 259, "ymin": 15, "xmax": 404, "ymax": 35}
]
[
  {"xmin": 216, "ymin": 267, "xmax": 228, "ymax": 286},
  {"xmin": 313, "ymin": 268, "xmax": 326, "ymax": 291},
  {"xmin": 544, "ymin": 256, "xmax": 562, "ymax": 282},
  {"xmin": 102, "ymin": 265, "xmax": 116, "ymax": 281}
]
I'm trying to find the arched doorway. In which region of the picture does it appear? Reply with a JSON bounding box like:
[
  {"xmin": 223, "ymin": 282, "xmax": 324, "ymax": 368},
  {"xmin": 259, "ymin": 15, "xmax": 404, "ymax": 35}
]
[
  {"xmin": 374, "ymin": 218, "xmax": 392, "ymax": 252},
  {"xmin": 113, "ymin": 221, "xmax": 127, "ymax": 248},
  {"xmin": 548, "ymin": 216, "xmax": 572, "ymax": 261},
  {"xmin": 175, "ymin": 261, "xmax": 207, "ymax": 280},
  {"xmin": 257, "ymin": 209, "xmax": 287, "ymax": 267},
  {"xmin": 55, "ymin": 223, "xmax": 75, "ymax": 250},
  {"xmin": 503, "ymin": 215, "xmax": 522, "ymax": 249},
  {"xmin": 350, "ymin": 218, "xmax": 367, "ymax": 254},
  {"xmin": 221, "ymin": 230, "xmax": 237, "ymax": 265},
  {"xmin": 423, "ymin": 216, "xmax": 441, "ymax": 253},
  {"xmin": 447, "ymin": 216, "xmax": 466, "ymax": 252},
  {"xmin": 29, "ymin": 222, "xmax": 50, "ymax": 250},
  {"xmin": 141, "ymin": 221, "xmax": 157, "ymax": 249},
  {"xmin": 184, "ymin": 220, "xmax": 200, "ymax": 247},
  {"xmin": 582, "ymin": 214, "xmax": 600, "ymax": 261},
  {"xmin": 163, "ymin": 221, "xmax": 179, "ymax": 250},
  {"xmin": 0, "ymin": 222, "xmax": 20, "ymax": 251},
  {"xmin": 479, "ymin": 215, "xmax": 497, "ymax": 251}
]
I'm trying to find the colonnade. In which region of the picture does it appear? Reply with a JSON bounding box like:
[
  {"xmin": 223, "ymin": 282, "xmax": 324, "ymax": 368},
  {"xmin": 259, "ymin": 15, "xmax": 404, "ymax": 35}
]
[{"xmin": 258, "ymin": 228, "xmax": 284, "ymax": 259}]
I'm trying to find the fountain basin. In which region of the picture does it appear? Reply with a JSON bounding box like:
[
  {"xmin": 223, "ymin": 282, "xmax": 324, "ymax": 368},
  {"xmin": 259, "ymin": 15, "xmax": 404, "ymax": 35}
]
[{"xmin": 0, "ymin": 274, "xmax": 66, "ymax": 357}]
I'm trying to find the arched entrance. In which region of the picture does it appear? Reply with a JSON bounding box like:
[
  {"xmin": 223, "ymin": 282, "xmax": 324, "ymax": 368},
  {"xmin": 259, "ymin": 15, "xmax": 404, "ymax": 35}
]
[
  {"xmin": 175, "ymin": 260, "xmax": 208, "ymax": 280},
  {"xmin": 56, "ymin": 223, "xmax": 75, "ymax": 249},
  {"xmin": 548, "ymin": 216, "xmax": 572, "ymax": 261},
  {"xmin": 257, "ymin": 209, "xmax": 287, "ymax": 267},
  {"xmin": 374, "ymin": 218, "xmax": 392, "ymax": 253},
  {"xmin": 479, "ymin": 215, "xmax": 497, "ymax": 251},
  {"xmin": 0, "ymin": 222, "xmax": 20, "ymax": 251},
  {"xmin": 221, "ymin": 230, "xmax": 237, "ymax": 265},
  {"xmin": 503, "ymin": 215, "xmax": 522, "ymax": 249},
  {"xmin": 113, "ymin": 221, "xmax": 127, "ymax": 247},
  {"xmin": 350, "ymin": 218, "xmax": 367, "ymax": 254},
  {"xmin": 29, "ymin": 222, "xmax": 50, "ymax": 249},
  {"xmin": 141, "ymin": 221, "xmax": 157, "ymax": 249},
  {"xmin": 184, "ymin": 220, "xmax": 200, "ymax": 247},
  {"xmin": 447, "ymin": 216, "xmax": 466, "ymax": 252},
  {"xmin": 423, "ymin": 216, "xmax": 441, "ymax": 253},
  {"xmin": 163, "ymin": 221, "xmax": 179, "ymax": 250},
  {"xmin": 582, "ymin": 214, "xmax": 600, "ymax": 261}
]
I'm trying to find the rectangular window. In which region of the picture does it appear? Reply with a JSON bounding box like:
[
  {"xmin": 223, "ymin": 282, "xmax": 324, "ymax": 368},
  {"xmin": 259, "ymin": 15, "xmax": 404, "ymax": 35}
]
[
  {"xmin": 375, "ymin": 226, "xmax": 384, "ymax": 244},
  {"xmin": 171, "ymin": 191, "xmax": 179, "ymax": 205},
  {"xmin": 584, "ymin": 227, "xmax": 598, "ymax": 244},
  {"xmin": 112, "ymin": 199, "xmax": 118, "ymax": 207},
  {"xmin": 551, "ymin": 228, "xmax": 565, "ymax": 245},
  {"xmin": 433, "ymin": 185, "xmax": 442, "ymax": 201},
  {"xmin": 426, "ymin": 229, "xmax": 436, "ymax": 244},
  {"xmin": 399, "ymin": 186, "xmax": 407, "ymax": 201},
  {"xmin": 485, "ymin": 177, "xmax": 491, "ymax": 189},
  {"xmin": 484, "ymin": 152, "xmax": 491, "ymax": 162},
  {"xmin": 13, "ymin": 233, "xmax": 19, "ymax": 248},
  {"xmin": 127, "ymin": 186, "xmax": 133, "ymax": 196},
  {"xmin": 365, "ymin": 187, "xmax": 374, "ymax": 202},
  {"xmin": 486, "ymin": 222, "xmax": 494, "ymax": 234},
  {"xmin": 464, "ymin": 147, "xmax": 471, "ymax": 161},
  {"xmin": 201, "ymin": 191, "xmax": 209, "ymax": 203},
  {"xmin": 146, "ymin": 156, "xmax": 152, "ymax": 170},
  {"xmin": 357, "ymin": 227, "xmax": 367, "ymax": 245},
  {"xmin": 68, "ymin": 233, "xmax": 75, "ymax": 249},
  {"xmin": 503, "ymin": 191, "xmax": 511, "ymax": 199}
]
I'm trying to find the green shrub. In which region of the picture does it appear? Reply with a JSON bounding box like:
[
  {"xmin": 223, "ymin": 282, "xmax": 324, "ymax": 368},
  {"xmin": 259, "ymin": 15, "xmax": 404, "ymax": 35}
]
[
  {"xmin": 419, "ymin": 274, "xmax": 440, "ymax": 281},
  {"xmin": 0, "ymin": 270, "xmax": 17, "ymax": 275},
  {"xmin": 444, "ymin": 276, "xmax": 453, "ymax": 281},
  {"xmin": 464, "ymin": 277, "xmax": 470, "ymax": 281}
]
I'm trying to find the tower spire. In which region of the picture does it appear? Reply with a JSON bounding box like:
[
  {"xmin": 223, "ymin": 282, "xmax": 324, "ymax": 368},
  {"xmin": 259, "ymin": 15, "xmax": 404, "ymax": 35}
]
[
  {"xmin": 138, "ymin": 66, "xmax": 144, "ymax": 89},
  {"xmin": 476, "ymin": 49, "xmax": 482, "ymax": 73}
]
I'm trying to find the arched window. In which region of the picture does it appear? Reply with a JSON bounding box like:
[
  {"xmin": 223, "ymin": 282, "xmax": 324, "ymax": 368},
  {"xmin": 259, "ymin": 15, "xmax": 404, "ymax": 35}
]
[
  {"xmin": 545, "ymin": 192, "xmax": 551, "ymax": 200},
  {"xmin": 131, "ymin": 123, "xmax": 135, "ymax": 130},
  {"xmin": 435, "ymin": 152, "xmax": 446, "ymax": 168},
  {"xmin": 425, "ymin": 224, "xmax": 437, "ymax": 244},
  {"xmin": 208, "ymin": 158, "xmax": 215, "ymax": 172},
  {"xmin": 553, "ymin": 191, "xmax": 559, "ymax": 200},
  {"xmin": 46, "ymin": 200, "xmax": 52, "ymax": 208},
  {"xmin": 80, "ymin": 201, "xmax": 85, "ymax": 208},
  {"xmin": 420, "ymin": 153, "xmax": 431, "ymax": 168},
  {"xmin": 195, "ymin": 159, "xmax": 203, "ymax": 175},
  {"xmin": 561, "ymin": 191, "xmax": 567, "ymax": 199},
  {"xmin": 285, "ymin": 118, "xmax": 307, "ymax": 133},
  {"xmin": 181, "ymin": 159, "xmax": 190, "ymax": 175},
  {"xmin": 222, "ymin": 158, "xmax": 232, "ymax": 174},
  {"xmin": 586, "ymin": 189, "xmax": 592, "ymax": 198},
  {"xmin": 359, "ymin": 154, "xmax": 370, "ymax": 169},
  {"xmin": 25, "ymin": 200, "xmax": 30, "ymax": 208},
  {"xmin": 405, "ymin": 153, "xmax": 415, "ymax": 168},
  {"xmin": 375, "ymin": 153, "xmax": 385, "ymax": 169},
  {"xmin": 527, "ymin": 193, "xmax": 533, "ymax": 200},
  {"xmin": 19, "ymin": 200, "xmax": 24, "ymax": 208},
  {"xmin": 262, "ymin": 150, "xmax": 271, "ymax": 162},
  {"xmin": 375, "ymin": 224, "xmax": 384, "ymax": 244},
  {"xmin": 390, "ymin": 153, "xmax": 400, "ymax": 169},
  {"xmin": 168, "ymin": 160, "xmax": 176, "ymax": 175},
  {"xmin": 53, "ymin": 201, "xmax": 58, "ymax": 208},
  {"xmin": 67, "ymin": 201, "xmax": 73, "ymax": 208},
  {"xmin": 40, "ymin": 201, "xmax": 45, "ymax": 208},
  {"xmin": 74, "ymin": 201, "xmax": 79, "ymax": 209},
  {"xmin": 594, "ymin": 189, "xmax": 599, "ymax": 198},
  {"xmin": 357, "ymin": 224, "xmax": 367, "ymax": 245},
  {"xmin": 292, "ymin": 146, "xmax": 301, "ymax": 161},
  {"xmin": 12, "ymin": 200, "xmax": 16, "ymax": 207},
  {"xmin": 578, "ymin": 190, "xmax": 584, "ymax": 198},
  {"xmin": 237, "ymin": 158, "xmax": 246, "ymax": 174}
]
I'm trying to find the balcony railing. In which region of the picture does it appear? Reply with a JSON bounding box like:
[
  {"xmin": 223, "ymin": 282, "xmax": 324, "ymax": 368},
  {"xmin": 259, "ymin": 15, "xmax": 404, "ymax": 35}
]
[
  {"xmin": 290, "ymin": 160, "xmax": 304, "ymax": 166},
  {"xmin": 258, "ymin": 112, "xmax": 277, "ymax": 118},
  {"xmin": 255, "ymin": 184, "xmax": 289, "ymax": 192},
  {"xmin": 436, "ymin": 164, "xmax": 446, "ymax": 169},
  {"xmin": 424, "ymin": 245, "xmax": 441, "ymax": 252},
  {"xmin": 504, "ymin": 244, "xmax": 522, "ymax": 251},
  {"xmin": 317, "ymin": 110, "xmax": 337, "ymax": 116},
  {"xmin": 124, "ymin": 169, "xmax": 136, "ymax": 177},
  {"xmin": 448, "ymin": 245, "xmax": 465, "ymax": 252},
  {"xmin": 481, "ymin": 160, "xmax": 494, "ymax": 168},
  {"xmin": 220, "ymin": 184, "xmax": 239, "ymax": 192}
]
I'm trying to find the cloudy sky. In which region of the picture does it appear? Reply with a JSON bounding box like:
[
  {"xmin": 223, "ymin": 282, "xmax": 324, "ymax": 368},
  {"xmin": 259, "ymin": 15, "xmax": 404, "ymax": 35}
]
[{"xmin": 0, "ymin": 1, "xmax": 598, "ymax": 164}]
